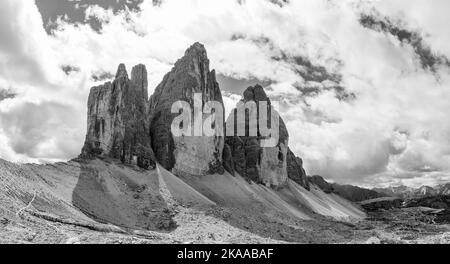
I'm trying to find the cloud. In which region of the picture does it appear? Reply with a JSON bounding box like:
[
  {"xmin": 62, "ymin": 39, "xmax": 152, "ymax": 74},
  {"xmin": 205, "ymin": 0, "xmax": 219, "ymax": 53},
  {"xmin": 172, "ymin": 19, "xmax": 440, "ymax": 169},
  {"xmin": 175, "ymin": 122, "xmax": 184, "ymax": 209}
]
[
  {"xmin": 0, "ymin": 1, "xmax": 51, "ymax": 86},
  {"xmin": 359, "ymin": 13, "xmax": 450, "ymax": 73},
  {"xmin": 0, "ymin": 0, "xmax": 449, "ymax": 188},
  {"xmin": 0, "ymin": 88, "xmax": 16, "ymax": 102},
  {"xmin": 0, "ymin": 101, "xmax": 83, "ymax": 160},
  {"xmin": 0, "ymin": 0, "xmax": 86, "ymax": 163}
]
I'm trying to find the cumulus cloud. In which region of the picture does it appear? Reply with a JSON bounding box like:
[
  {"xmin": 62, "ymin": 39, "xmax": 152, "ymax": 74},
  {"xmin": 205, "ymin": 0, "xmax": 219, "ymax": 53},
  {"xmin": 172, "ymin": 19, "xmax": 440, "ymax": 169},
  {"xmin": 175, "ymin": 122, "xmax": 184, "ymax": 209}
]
[
  {"xmin": 0, "ymin": 101, "xmax": 83, "ymax": 160},
  {"xmin": 0, "ymin": 1, "xmax": 51, "ymax": 86},
  {"xmin": 1, "ymin": 0, "xmax": 449, "ymax": 187},
  {"xmin": 0, "ymin": 0, "xmax": 86, "ymax": 163}
]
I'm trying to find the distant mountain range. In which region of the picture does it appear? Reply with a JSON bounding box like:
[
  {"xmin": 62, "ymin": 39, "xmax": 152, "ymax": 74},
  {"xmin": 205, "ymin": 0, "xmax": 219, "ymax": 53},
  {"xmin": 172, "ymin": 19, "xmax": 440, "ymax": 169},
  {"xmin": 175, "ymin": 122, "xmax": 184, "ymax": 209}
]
[
  {"xmin": 373, "ymin": 183, "xmax": 450, "ymax": 199},
  {"xmin": 308, "ymin": 175, "xmax": 450, "ymax": 202}
]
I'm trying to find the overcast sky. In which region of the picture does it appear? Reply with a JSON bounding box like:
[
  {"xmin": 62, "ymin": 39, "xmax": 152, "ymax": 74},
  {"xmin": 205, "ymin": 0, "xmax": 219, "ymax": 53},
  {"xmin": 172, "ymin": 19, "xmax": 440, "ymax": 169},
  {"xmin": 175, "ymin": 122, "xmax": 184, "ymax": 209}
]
[{"xmin": 1, "ymin": 0, "xmax": 450, "ymax": 188}]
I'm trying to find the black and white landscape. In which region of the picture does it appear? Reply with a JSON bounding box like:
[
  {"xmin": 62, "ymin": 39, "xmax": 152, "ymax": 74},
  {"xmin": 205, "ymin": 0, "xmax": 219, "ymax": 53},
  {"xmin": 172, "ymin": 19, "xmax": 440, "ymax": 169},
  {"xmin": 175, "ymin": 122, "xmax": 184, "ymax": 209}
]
[{"xmin": 0, "ymin": 0, "xmax": 450, "ymax": 244}]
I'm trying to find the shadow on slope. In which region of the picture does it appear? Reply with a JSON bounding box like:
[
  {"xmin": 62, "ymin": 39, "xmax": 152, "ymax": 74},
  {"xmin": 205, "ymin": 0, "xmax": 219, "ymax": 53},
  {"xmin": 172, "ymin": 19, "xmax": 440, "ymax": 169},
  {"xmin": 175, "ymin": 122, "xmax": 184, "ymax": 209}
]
[
  {"xmin": 1, "ymin": 158, "xmax": 367, "ymax": 243},
  {"xmin": 169, "ymin": 168, "xmax": 366, "ymax": 243},
  {"xmin": 72, "ymin": 159, "xmax": 176, "ymax": 232}
]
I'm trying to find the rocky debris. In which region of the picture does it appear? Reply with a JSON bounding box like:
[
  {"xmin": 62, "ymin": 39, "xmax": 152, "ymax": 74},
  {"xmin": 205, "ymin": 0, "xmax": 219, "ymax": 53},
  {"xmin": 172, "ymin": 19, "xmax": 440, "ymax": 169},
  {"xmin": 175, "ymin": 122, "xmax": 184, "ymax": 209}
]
[
  {"xmin": 437, "ymin": 183, "xmax": 450, "ymax": 195},
  {"xmin": 360, "ymin": 194, "xmax": 450, "ymax": 219},
  {"xmin": 0, "ymin": 217, "xmax": 9, "ymax": 226},
  {"xmin": 224, "ymin": 85, "xmax": 289, "ymax": 188},
  {"xmin": 148, "ymin": 42, "xmax": 224, "ymax": 177},
  {"xmin": 432, "ymin": 209, "xmax": 450, "ymax": 224},
  {"xmin": 364, "ymin": 237, "xmax": 382, "ymax": 244},
  {"xmin": 359, "ymin": 207, "xmax": 450, "ymax": 244},
  {"xmin": 2, "ymin": 156, "xmax": 448, "ymax": 244},
  {"xmin": 403, "ymin": 195, "xmax": 450, "ymax": 209},
  {"xmin": 80, "ymin": 64, "xmax": 155, "ymax": 169}
]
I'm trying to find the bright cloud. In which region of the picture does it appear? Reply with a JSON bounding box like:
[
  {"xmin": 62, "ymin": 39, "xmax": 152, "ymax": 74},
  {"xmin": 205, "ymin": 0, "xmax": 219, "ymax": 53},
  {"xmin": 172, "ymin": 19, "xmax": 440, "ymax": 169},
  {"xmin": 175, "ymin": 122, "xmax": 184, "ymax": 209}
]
[{"xmin": 0, "ymin": 0, "xmax": 449, "ymax": 187}]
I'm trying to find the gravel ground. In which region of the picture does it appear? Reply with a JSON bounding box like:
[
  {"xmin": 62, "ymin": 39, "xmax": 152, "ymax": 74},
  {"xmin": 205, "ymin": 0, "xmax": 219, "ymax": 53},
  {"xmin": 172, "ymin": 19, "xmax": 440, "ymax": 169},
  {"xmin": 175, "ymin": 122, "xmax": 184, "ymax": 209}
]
[{"xmin": 1, "ymin": 158, "xmax": 448, "ymax": 244}]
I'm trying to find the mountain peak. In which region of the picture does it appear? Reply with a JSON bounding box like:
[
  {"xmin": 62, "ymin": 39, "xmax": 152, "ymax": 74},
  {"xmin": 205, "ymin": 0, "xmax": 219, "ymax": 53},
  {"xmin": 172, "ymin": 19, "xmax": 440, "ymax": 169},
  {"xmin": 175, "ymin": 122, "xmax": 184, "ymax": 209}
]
[
  {"xmin": 131, "ymin": 64, "xmax": 148, "ymax": 99},
  {"xmin": 184, "ymin": 42, "xmax": 207, "ymax": 57},
  {"xmin": 148, "ymin": 42, "xmax": 224, "ymax": 176},
  {"xmin": 243, "ymin": 84, "xmax": 270, "ymax": 103},
  {"xmin": 175, "ymin": 42, "xmax": 210, "ymax": 69},
  {"xmin": 115, "ymin": 63, "xmax": 128, "ymax": 79},
  {"xmin": 81, "ymin": 62, "xmax": 154, "ymax": 169}
]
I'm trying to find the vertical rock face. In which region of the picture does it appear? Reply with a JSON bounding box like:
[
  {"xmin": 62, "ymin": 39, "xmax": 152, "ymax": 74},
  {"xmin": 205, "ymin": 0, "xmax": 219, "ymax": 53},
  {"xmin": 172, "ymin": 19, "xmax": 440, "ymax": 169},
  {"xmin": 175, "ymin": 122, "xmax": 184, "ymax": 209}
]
[
  {"xmin": 222, "ymin": 143, "xmax": 235, "ymax": 175},
  {"xmin": 224, "ymin": 85, "xmax": 310, "ymax": 189},
  {"xmin": 81, "ymin": 64, "xmax": 155, "ymax": 169},
  {"xmin": 148, "ymin": 42, "xmax": 224, "ymax": 176},
  {"xmin": 79, "ymin": 42, "xmax": 310, "ymax": 190},
  {"xmin": 224, "ymin": 85, "xmax": 289, "ymax": 187},
  {"xmin": 287, "ymin": 149, "xmax": 310, "ymax": 190}
]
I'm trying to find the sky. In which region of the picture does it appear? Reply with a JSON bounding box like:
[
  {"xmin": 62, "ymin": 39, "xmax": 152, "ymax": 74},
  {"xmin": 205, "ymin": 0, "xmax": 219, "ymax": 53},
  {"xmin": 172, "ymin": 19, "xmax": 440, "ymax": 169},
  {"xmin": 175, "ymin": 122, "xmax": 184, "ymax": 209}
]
[{"xmin": 1, "ymin": 0, "xmax": 450, "ymax": 188}]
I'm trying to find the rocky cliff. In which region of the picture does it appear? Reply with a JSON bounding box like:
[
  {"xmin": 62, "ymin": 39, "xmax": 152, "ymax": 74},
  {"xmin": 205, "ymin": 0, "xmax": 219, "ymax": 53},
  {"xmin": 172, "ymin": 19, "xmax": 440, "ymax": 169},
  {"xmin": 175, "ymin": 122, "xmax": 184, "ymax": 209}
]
[
  {"xmin": 148, "ymin": 42, "xmax": 224, "ymax": 177},
  {"xmin": 80, "ymin": 64, "xmax": 155, "ymax": 169},
  {"xmin": 287, "ymin": 149, "xmax": 310, "ymax": 190},
  {"xmin": 224, "ymin": 85, "xmax": 309, "ymax": 189},
  {"xmin": 80, "ymin": 42, "xmax": 310, "ymax": 190}
]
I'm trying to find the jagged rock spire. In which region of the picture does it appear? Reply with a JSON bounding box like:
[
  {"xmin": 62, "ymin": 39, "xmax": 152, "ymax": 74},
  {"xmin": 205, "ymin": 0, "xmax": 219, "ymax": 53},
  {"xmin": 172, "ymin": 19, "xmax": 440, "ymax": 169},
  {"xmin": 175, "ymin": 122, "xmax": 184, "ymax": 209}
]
[
  {"xmin": 243, "ymin": 84, "xmax": 270, "ymax": 103},
  {"xmin": 224, "ymin": 85, "xmax": 288, "ymax": 187},
  {"xmin": 115, "ymin": 63, "xmax": 129, "ymax": 79},
  {"xmin": 184, "ymin": 42, "xmax": 208, "ymax": 59},
  {"xmin": 81, "ymin": 63, "xmax": 155, "ymax": 169},
  {"xmin": 224, "ymin": 84, "xmax": 309, "ymax": 189},
  {"xmin": 148, "ymin": 42, "xmax": 224, "ymax": 176},
  {"xmin": 131, "ymin": 64, "xmax": 148, "ymax": 100},
  {"xmin": 79, "ymin": 42, "xmax": 310, "ymax": 190}
]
